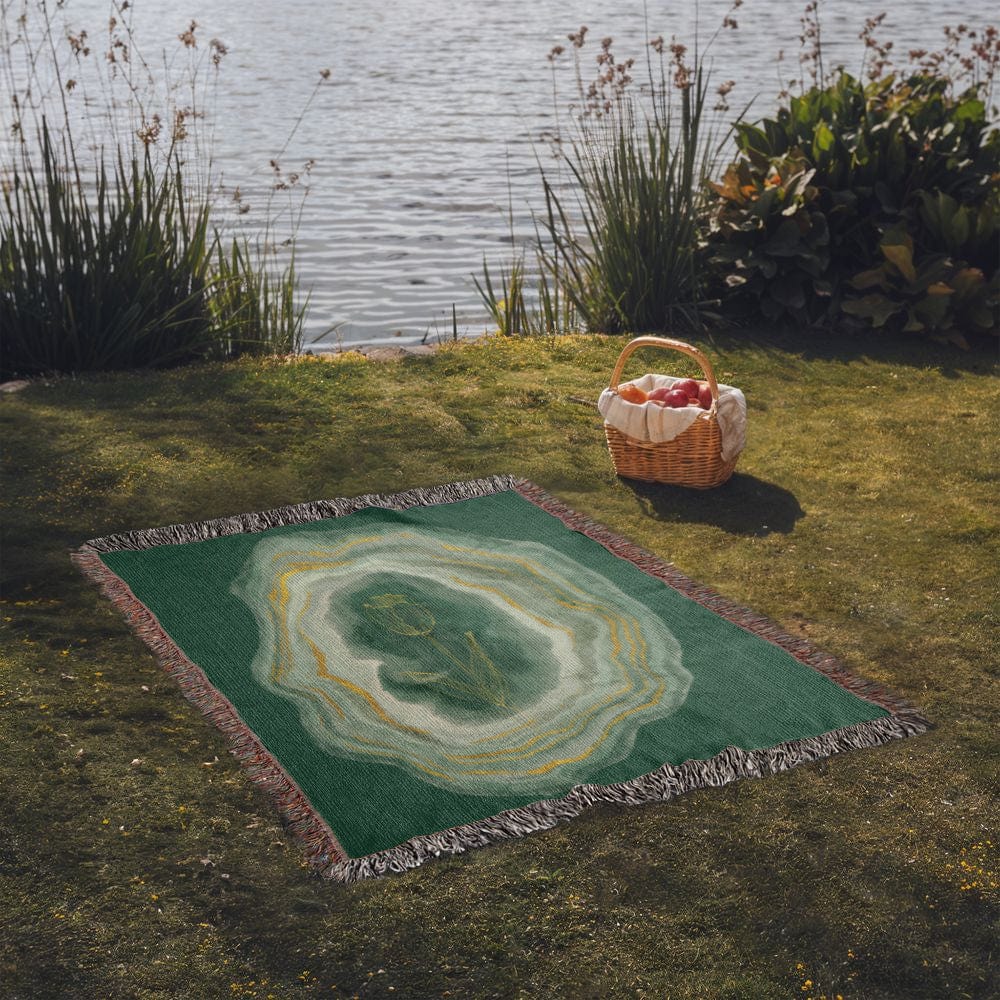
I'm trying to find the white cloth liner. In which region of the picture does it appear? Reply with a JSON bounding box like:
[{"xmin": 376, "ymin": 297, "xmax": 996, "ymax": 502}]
[{"xmin": 598, "ymin": 374, "xmax": 747, "ymax": 463}]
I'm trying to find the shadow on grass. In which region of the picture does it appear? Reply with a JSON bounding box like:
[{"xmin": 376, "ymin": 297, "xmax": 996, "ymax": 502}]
[
  {"xmin": 703, "ymin": 325, "xmax": 999, "ymax": 376},
  {"xmin": 625, "ymin": 472, "xmax": 804, "ymax": 536}
]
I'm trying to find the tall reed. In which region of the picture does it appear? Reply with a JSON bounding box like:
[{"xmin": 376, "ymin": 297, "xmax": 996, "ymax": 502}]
[
  {"xmin": 0, "ymin": 3, "xmax": 316, "ymax": 377},
  {"xmin": 539, "ymin": 71, "xmax": 715, "ymax": 334},
  {"xmin": 476, "ymin": 26, "xmax": 724, "ymax": 337},
  {"xmin": 211, "ymin": 238, "xmax": 307, "ymax": 358},
  {"xmin": 0, "ymin": 124, "xmax": 305, "ymax": 377}
]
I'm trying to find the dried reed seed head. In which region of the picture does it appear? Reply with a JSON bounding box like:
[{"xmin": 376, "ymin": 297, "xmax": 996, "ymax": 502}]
[
  {"xmin": 136, "ymin": 114, "xmax": 162, "ymax": 147},
  {"xmin": 649, "ymin": 35, "xmax": 664, "ymax": 54},
  {"xmin": 172, "ymin": 108, "xmax": 190, "ymax": 142},
  {"xmin": 179, "ymin": 20, "xmax": 198, "ymax": 49},
  {"xmin": 319, "ymin": 68, "xmax": 331, "ymax": 79},
  {"xmin": 668, "ymin": 35, "xmax": 692, "ymax": 89},
  {"xmin": 67, "ymin": 30, "xmax": 90, "ymax": 58},
  {"xmin": 209, "ymin": 38, "xmax": 228, "ymax": 67},
  {"xmin": 546, "ymin": 44, "xmax": 565, "ymax": 62}
]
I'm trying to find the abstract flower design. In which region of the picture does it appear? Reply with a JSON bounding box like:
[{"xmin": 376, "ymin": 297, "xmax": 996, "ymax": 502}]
[{"xmin": 231, "ymin": 523, "xmax": 692, "ymax": 796}]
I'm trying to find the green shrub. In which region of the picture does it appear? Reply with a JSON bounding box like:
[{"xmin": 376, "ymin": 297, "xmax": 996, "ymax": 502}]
[
  {"xmin": 704, "ymin": 71, "xmax": 1000, "ymax": 343},
  {"xmin": 843, "ymin": 228, "xmax": 998, "ymax": 337},
  {"xmin": 0, "ymin": 125, "xmax": 306, "ymax": 378},
  {"xmin": 705, "ymin": 155, "xmax": 832, "ymax": 324}
]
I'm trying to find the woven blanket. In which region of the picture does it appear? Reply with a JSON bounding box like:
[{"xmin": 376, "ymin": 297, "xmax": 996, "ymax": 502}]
[{"xmin": 74, "ymin": 476, "xmax": 928, "ymax": 881}]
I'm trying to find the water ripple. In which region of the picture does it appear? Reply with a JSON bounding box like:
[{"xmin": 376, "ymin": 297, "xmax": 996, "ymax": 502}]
[{"xmin": 1, "ymin": 0, "xmax": 977, "ymax": 346}]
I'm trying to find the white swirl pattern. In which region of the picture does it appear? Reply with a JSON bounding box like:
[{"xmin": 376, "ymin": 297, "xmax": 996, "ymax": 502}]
[{"xmin": 231, "ymin": 523, "xmax": 692, "ymax": 796}]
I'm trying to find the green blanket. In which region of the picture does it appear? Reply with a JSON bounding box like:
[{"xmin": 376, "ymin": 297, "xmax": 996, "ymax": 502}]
[{"xmin": 75, "ymin": 476, "xmax": 928, "ymax": 881}]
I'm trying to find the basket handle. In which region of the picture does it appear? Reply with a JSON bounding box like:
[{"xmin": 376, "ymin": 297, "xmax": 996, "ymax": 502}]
[{"xmin": 609, "ymin": 336, "xmax": 722, "ymax": 404}]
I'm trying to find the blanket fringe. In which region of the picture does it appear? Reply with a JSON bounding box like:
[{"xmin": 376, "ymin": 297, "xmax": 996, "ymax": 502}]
[
  {"xmin": 82, "ymin": 475, "xmax": 518, "ymax": 552},
  {"xmin": 71, "ymin": 545, "xmax": 349, "ymax": 870},
  {"xmin": 329, "ymin": 710, "xmax": 926, "ymax": 882},
  {"xmin": 73, "ymin": 475, "xmax": 931, "ymax": 884},
  {"xmin": 512, "ymin": 479, "xmax": 930, "ymax": 722}
]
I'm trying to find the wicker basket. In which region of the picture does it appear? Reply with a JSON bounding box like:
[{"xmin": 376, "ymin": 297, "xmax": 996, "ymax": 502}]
[{"xmin": 604, "ymin": 336, "xmax": 739, "ymax": 488}]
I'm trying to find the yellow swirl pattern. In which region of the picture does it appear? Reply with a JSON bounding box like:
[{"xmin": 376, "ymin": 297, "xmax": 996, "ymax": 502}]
[{"xmin": 231, "ymin": 523, "xmax": 692, "ymax": 796}]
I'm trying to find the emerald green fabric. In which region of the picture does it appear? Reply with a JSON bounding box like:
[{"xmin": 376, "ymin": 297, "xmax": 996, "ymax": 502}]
[{"xmin": 100, "ymin": 490, "xmax": 886, "ymax": 859}]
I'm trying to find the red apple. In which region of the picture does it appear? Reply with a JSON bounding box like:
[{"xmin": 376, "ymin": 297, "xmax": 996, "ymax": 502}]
[
  {"xmin": 673, "ymin": 378, "xmax": 700, "ymax": 400},
  {"xmin": 649, "ymin": 386, "xmax": 694, "ymax": 408},
  {"xmin": 697, "ymin": 383, "xmax": 714, "ymax": 409}
]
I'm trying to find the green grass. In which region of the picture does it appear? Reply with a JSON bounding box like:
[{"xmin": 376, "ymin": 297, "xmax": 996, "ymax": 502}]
[{"xmin": 1, "ymin": 332, "xmax": 997, "ymax": 999}]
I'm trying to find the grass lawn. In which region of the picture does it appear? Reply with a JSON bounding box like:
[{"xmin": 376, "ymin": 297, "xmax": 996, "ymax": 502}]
[{"xmin": 1, "ymin": 331, "xmax": 997, "ymax": 1000}]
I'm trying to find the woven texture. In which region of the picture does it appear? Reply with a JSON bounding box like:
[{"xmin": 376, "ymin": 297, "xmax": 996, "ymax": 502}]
[
  {"xmin": 604, "ymin": 336, "xmax": 743, "ymax": 487},
  {"xmin": 75, "ymin": 477, "xmax": 928, "ymax": 881}
]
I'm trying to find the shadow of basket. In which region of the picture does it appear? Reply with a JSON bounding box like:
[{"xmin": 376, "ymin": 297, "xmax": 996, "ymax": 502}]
[{"xmin": 625, "ymin": 472, "xmax": 804, "ymax": 537}]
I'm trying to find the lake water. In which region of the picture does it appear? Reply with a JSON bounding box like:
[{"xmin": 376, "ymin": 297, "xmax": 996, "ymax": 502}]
[{"xmin": 1, "ymin": 0, "xmax": 992, "ymax": 347}]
